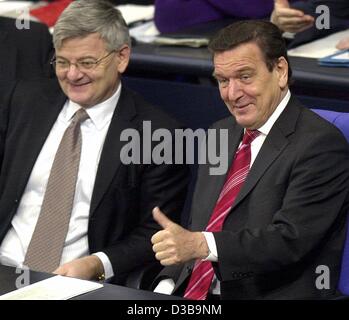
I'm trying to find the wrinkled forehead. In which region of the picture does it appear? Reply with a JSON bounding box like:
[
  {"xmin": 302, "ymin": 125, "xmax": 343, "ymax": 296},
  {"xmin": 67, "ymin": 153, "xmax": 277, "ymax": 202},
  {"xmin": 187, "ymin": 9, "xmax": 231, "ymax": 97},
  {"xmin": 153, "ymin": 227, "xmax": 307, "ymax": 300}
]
[
  {"xmin": 213, "ymin": 43, "xmax": 266, "ymax": 74},
  {"xmin": 56, "ymin": 33, "xmax": 107, "ymax": 58}
]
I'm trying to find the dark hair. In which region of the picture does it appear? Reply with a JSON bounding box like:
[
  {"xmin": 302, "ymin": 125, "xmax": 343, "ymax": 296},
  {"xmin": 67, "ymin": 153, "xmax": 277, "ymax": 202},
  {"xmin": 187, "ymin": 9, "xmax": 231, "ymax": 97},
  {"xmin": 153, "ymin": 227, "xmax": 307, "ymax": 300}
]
[{"xmin": 208, "ymin": 20, "xmax": 292, "ymax": 82}]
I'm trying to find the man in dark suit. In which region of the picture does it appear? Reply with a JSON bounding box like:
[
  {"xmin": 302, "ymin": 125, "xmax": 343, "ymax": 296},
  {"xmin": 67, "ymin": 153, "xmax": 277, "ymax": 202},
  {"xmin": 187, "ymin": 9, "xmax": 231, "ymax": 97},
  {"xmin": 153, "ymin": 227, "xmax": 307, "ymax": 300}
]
[
  {"xmin": 0, "ymin": 0, "xmax": 188, "ymax": 285},
  {"xmin": 151, "ymin": 20, "xmax": 349, "ymax": 299},
  {"xmin": 0, "ymin": 16, "xmax": 54, "ymax": 80}
]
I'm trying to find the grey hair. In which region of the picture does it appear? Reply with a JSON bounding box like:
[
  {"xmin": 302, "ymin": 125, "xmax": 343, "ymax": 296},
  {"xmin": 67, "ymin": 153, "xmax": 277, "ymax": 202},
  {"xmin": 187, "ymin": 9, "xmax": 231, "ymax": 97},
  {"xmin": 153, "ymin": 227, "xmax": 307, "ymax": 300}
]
[{"xmin": 53, "ymin": 0, "xmax": 131, "ymax": 51}]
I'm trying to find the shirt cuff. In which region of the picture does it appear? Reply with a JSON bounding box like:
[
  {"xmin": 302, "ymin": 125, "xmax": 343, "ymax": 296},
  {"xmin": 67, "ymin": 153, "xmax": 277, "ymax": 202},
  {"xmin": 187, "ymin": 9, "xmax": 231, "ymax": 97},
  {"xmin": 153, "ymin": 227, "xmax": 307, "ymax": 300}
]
[
  {"xmin": 202, "ymin": 232, "xmax": 218, "ymax": 262},
  {"xmin": 153, "ymin": 278, "xmax": 175, "ymax": 295},
  {"xmin": 92, "ymin": 252, "xmax": 114, "ymax": 280}
]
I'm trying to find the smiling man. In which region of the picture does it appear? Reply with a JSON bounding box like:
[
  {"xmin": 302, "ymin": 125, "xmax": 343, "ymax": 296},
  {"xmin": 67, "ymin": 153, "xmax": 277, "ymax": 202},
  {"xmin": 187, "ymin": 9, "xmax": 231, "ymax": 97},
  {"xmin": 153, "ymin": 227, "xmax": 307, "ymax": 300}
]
[
  {"xmin": 151, "ymin": 20, "xmax": 349, "ymax": 299},
  {"xmin": 0, "ymin": 0, "xmax": 188, "ymax": 284}
]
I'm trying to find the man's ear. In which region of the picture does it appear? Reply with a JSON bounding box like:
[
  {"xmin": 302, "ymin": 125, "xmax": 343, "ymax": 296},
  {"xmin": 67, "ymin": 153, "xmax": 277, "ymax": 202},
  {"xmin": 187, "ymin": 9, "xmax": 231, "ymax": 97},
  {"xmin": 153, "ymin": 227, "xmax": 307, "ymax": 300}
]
[
  {"xmin": 276, "ymin": 56, "xmax": 289, "ymax": 89},
  {"xmin": 116, "ymin": 45, "xmax": 130, "ymax": 74}
]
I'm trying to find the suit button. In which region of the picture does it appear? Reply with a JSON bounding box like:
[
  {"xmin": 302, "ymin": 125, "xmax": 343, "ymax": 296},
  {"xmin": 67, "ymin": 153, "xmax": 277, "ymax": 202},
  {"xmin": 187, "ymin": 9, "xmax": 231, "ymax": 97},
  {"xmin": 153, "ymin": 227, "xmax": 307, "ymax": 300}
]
[
  {"xmin": 14, "ymin": 199, "xmax": 18, "ymax": 204},
  {"xmin": 186, "ymin": 266, "xmax": 192, "ymax": 274}
]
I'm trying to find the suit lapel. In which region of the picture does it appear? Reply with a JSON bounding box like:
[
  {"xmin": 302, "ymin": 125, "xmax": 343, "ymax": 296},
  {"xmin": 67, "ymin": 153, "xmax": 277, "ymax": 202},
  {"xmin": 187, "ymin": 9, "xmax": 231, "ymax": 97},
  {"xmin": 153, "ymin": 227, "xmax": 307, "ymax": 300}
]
[
  {"xmin": 14, "ymin": 81, "xmax": 66, "ymax": 196},
  {"xmin": 231, "ymin": 127, "xmax": 289, "ymax": 209},
  {"xmin": 194, "ymin": 120, "xmax": 243, "ymax": 231},
  {"xmin": 231, "ymin": 96, "xmax": 301, "ymax": 210},
  {"xmin": 90, "ymin": 88, "xmax": 137, "ymax": 216}
]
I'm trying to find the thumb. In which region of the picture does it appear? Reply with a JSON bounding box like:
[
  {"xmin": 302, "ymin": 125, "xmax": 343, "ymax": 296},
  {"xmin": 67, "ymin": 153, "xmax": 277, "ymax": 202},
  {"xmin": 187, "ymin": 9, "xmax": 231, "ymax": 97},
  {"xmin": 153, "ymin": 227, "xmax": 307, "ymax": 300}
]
[
  {"xmin": 152, "ymin": 207, "xmax": 174, "ymax": 229},
  {"xmin": 275, "ymin": 0, "xmax": 290, "ymax": 8}
]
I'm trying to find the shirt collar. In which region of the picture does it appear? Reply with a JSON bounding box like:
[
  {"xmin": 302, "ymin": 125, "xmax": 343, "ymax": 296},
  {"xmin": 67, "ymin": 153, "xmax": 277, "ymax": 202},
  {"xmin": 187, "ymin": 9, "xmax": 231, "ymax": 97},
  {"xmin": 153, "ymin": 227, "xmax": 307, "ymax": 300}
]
[
  {"xmin": 62, "ymin": 83, "xmax": 122, "ymax": 130},
  {"xmin": 257, "ymin": 90, "xmax": 291, "ymax": 136}
]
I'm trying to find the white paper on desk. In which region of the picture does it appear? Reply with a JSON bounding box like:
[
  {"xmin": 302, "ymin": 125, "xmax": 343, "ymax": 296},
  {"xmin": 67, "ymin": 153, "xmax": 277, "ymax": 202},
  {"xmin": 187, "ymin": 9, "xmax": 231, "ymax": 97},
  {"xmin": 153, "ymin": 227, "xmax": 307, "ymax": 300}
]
[
  {"xmin": 0, "ymin": 1, "xmax": 33, "ymax": 15},
  {"xmin": 116, "ymin": 4, "xmax": 154, "ymax": 25},
  {"xmin": 130, "ymin": 21, "xmax": 159, "ymax": 43},
  {"xmin": 0, "ymin": 275, "xmax": 103, "ymax": 300},
  {"xmin": 153, "ymin": 36, "xmax": 209, "ymax": 48},
  {"xmin": 331, "ymin": 51, "xmax": 349, "ymax": 60},
  {"xmin": 288, "ymin": 29, "xmax": 349, "ymax": 59}
]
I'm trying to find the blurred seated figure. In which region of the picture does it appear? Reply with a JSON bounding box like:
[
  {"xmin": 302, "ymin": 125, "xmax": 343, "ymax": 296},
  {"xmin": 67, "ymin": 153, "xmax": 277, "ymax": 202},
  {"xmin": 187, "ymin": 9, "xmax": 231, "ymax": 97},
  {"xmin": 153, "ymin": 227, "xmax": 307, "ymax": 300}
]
[
  {"xmin": 271, "ymin": 0, "xmax": 349, "ymax": 48},
  {"xmin": 154, "ymin": 0, "xmax": 275, "ymax": 33},
  {"xmin": 0, "ymin": 17, "xmax": 54, "ymax": 80}
]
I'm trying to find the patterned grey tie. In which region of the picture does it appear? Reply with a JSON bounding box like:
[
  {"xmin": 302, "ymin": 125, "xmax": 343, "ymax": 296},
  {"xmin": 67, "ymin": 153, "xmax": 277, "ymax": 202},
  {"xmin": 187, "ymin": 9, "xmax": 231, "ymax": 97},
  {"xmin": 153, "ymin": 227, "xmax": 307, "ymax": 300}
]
[{"xmin": 24, "ymin": 108, "xmax": 89, "ymax": 273}]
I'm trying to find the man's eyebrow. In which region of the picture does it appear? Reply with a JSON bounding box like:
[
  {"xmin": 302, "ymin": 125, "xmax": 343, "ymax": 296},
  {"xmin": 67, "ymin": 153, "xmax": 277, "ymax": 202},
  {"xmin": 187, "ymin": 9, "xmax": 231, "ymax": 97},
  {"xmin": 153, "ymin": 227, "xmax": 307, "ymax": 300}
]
[
  {"xmin": 55, "ymin": 55, "xmax": 68, "ymax": 60},
  {"xmin": 212, "ymin": 72, "xmax": 226, "ymax": 78},
  {"xmin": 235, "ymin": 66, "xmax": 254, "ymax": 73},
  {"xmin": 212, "ymin": 67, "xmax": 254, "ymax": 78},
  {"xmin": 77, "ymin": 55, "xmax": 99, "ymax": 60},
  {"xmin": 55, "ymin": 54, "xmax": 97, "ymax": 60}
]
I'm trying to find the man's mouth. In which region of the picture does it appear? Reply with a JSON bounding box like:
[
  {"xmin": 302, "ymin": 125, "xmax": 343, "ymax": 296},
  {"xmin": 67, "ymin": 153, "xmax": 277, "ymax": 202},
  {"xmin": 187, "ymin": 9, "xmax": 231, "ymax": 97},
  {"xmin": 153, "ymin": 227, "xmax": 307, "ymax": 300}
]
[
  {"xmin": 235, "ymin": 103, "xmax": 252, "ymax": 109},
  {"xmin": 69, "ymin": 81, "xmax": 91, "ymax": 88}
]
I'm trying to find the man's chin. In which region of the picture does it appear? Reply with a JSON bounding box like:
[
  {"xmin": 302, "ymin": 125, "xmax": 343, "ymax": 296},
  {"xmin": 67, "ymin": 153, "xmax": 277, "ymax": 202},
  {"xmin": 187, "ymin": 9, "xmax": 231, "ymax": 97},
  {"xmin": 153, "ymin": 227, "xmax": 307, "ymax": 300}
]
[
  {"xmin": 235, "ymin": 117, "xmax": 256, "ymax": 129},
  {"xmin": 68, "ymin": 96, "xmax": 92, "ymax": 108}
]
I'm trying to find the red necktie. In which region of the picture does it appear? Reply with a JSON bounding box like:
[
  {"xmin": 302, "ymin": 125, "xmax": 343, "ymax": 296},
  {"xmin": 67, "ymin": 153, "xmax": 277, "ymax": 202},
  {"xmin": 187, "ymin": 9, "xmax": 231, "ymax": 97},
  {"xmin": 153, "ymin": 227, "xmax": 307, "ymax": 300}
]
[{"xmin": 184, "ymin": 129, "xmax": 260, "ymax": 300}]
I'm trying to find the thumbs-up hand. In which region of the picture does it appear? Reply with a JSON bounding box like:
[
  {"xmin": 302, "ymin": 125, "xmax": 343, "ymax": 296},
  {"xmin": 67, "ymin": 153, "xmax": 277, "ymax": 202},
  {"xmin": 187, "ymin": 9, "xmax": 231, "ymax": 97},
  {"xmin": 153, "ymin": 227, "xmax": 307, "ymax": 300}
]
[
  {"xmin": 271, "ymin": 0, "xmax": 314, "ymax": 33},
  {"xmin": 151, "ymin": 207, "xmax": 209, "ymax": 266}
]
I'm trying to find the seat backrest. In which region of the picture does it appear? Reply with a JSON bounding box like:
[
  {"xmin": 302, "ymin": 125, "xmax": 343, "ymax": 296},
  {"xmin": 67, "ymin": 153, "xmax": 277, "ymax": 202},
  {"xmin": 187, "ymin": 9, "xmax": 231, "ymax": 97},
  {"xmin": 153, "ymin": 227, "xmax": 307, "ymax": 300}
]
[
  {"xmin": 339, "ymin": 230, "xmax": 349, "ymax": 295},
  {"xmin": 311, "ymin": 109, "xmax": 349, "ymax": 142},
  {"xmin": 311, "ymin": 108, "xmax": 349, "ymax": 295}
]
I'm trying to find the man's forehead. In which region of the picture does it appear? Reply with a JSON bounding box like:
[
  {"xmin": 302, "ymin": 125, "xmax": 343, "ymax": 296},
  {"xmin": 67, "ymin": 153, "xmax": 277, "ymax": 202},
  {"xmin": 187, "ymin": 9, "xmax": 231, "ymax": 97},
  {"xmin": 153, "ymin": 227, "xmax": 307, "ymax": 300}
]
[
  {"xmin": 213, "ymin": 43, "xmax": 265, "ymax": 71},
  {"xmin": 214, "ymin": 42, "xmax": 263, "ymax": 61},
  {"xmin": 213, "ymin": 55, "xmax": 260, "ymax": 74},
  {"xmin": 56, "ymin": 34, "xmax": 106, "ymax": 57},
  {"xmin": 58, "ymin": 33, "xmax": 105, "ymax": 50}
]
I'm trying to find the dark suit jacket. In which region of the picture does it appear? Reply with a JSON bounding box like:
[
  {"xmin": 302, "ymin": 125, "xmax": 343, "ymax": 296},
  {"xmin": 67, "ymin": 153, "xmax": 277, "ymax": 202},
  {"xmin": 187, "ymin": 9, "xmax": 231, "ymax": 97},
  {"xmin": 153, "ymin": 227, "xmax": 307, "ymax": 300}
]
[
  {"xmin": 0, "ymin": 17, "xmax": 54, "ymax": 80},
  {"xmin": 0, "ymin": 79, "xmax": 189, "ymax": 285},
  {"xmin": 156, "ymin": 96, "xmax": 349, "ymax": 299}
]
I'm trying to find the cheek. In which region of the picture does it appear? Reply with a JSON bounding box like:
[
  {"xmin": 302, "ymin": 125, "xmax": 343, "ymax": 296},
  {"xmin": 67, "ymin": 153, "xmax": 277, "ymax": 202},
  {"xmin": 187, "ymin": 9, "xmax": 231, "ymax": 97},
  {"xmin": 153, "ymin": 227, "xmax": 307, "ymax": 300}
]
[
  {"xmin": 56, "ymin": 72, "xmax": 66, "ymax": 83},
  {"xmin": 219, "ymin": 88, "xmax": 229, "ymax": 101},
  {"xmin": 242, "ymin": 84, "xmax": 258, "ymax": 98}
]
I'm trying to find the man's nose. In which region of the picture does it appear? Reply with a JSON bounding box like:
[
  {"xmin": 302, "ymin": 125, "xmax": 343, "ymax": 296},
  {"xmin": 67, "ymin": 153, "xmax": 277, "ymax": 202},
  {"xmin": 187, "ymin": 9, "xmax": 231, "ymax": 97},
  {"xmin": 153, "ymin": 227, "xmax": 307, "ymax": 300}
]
[
  {"xmin": 227, "ymin": 79, "xmax": 243, "ymax": 102},
  {"xmin": 66, "ymin": 64, "xmax": 83, "ymax": 80}
]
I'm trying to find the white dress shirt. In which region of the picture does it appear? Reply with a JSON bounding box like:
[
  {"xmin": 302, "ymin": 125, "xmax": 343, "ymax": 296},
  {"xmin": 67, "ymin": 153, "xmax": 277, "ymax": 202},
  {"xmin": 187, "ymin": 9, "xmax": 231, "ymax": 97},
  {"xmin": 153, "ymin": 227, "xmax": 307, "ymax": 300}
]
[
  {"xmin": 0, "ymin": 84, "xmax": 122, "ymax": 280},
  {"xmin": 154, "ymin": 90, "xmax": 291, "ymax": 295}
]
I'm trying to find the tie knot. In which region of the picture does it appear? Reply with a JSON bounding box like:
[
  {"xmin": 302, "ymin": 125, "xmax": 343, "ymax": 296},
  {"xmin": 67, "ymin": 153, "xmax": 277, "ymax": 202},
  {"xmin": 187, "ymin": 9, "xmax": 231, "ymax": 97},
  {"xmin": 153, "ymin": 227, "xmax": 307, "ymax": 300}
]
[
  {"xmin": 72, "ymin": 108, "xmax": 89, "ymax": 125},
  {"xmin": 241, "ymin": 129, "xmax": 260, "ymax": 146}
]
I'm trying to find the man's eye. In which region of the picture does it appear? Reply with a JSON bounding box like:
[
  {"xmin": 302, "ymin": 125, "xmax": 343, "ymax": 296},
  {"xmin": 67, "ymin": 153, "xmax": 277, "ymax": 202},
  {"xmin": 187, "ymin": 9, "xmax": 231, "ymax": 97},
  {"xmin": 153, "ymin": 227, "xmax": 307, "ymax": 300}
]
[
  {"xmin": 217, "ymin": 78, "xmax": 229, "ymax": 86},
  {"xmin": 240, "ymin": 74, "xmax": 251, "ymax": 81},
  {"xmin": 56, "ymin": 60, "xmax": 69, "ymax": 67},
  {"xmin": 79, "ymin": 60, "xmax": 96, "ymax": 68}
]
